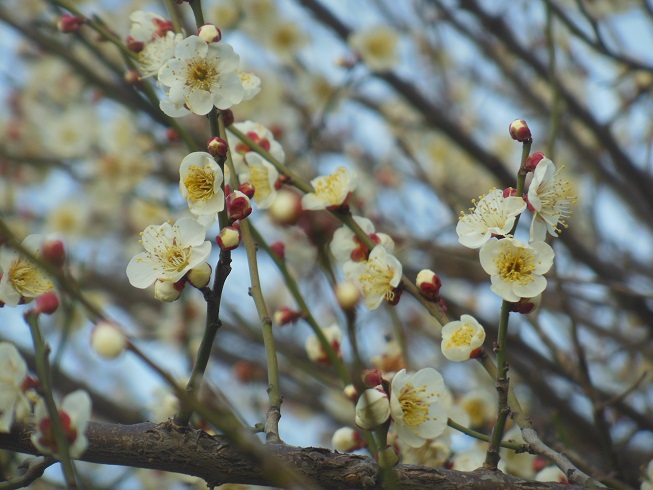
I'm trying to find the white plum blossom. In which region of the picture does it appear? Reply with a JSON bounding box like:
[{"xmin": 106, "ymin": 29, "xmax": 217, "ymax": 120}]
[
  {"xmin": 348, "ymin": 25, "xmax": 399, "ymax": 72},
  {"xmin": 343, "ymin": 245, "xmax": 402, "ymax": 310},
  {"xmin": 479, "ymin": 237, "xmax": 554, "ymax": 302},
  {"xmin": 0, "ymin": 234, "xmax": 53, "ymax": 307},
  {"xmin": 126, "ymin": 218, "xmax": 212, "ymax": 288},
  {"xmin": 390, "ymin": 368, "xmax": 447, "ymax": 448},
  {"xmin": 456, "ymin": 188, "xmax": 526, "ymax": 249},
  {"xmin": 301, "ymin": 167, "xmax": 358, "ymax": 211},
  {"xmin": 32, "ymin": 390, "xmax": 92, "ymax": 458},
  {"xmin": 179, "ymin": 152, "xmax": 224, "ymax": 219},
  {"xmin": 239, "ymin": 152, "xmax": 279, "ymax": 209},
  {"xmin": 237, "ymin": 70, "xmax": 262, "ymax": 101},
  {"xmin": 527, "ymin": 158, "xmax": 576, "ymax": 242},
  {"xmin": 158, "ymin": 35, "xmax": 244, "ymax": 116},
  {"xmin": 441, "ymin": 315, "xmax": 485, "ymax": 362},
  {"xmin": 0, "ymin": 343, "xmax": 31, "ymax": 433},
  {"xmin": 129, "ymin": 11, "xmax": 183, "ymax": 78},
  {"xmin": 228, "ymin": 120, "xmax": 285, "ymax": 177},
  {"xmin": 330, "ymin": 216, "xmax": 394, "ymax": 263}
]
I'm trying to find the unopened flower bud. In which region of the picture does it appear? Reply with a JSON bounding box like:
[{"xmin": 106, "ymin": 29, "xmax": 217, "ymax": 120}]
[
  {"xmin": 126, "ymin": 35, "xmax": 144, "ymax": 53},
  {"xmin": 523, "ymin": 152, "xmax": 545, "ymax": 172},
  {"xmin": 226, "ymin": 191, "xmax": 252, "ymax": 222},
  {"xmin": 269, "ymin": 241, "xmax": 285, "ymax": 259},
  {"xmin": 335, "ymin": 281, "xmax": 360, "ymax": 310},
  {"xmin": 221, "ymin": 109, "xmax": 234, "ymax": 127},
  {"xmin": 237, "ymin": 182, "xmax": 255, "ymax": 199},
  {"xmin": 343, "ymin": 384, "xmax": 359, "ymax": 401},
  {"xmin": 198, "ymin": 24, "xmax": 222, "ymax": 43},
  {"xmin": 361, "ymin": 368, "xmax": 383, "ymax": 388},
  {"xmin": 509, "ymin": 119, "xmax": 532, "ymax": 142},
  {"xmin": 509, "ymin": 294, "xmax": 542, "ymax": 314},
  {"xmin": 207, "ymin": 136, "xmax": 229, "ymax": 158},
  {"xmin": 332, "ymin": 427, "xmax": 366, "ymax": 452},
  {"xmin": 42, "ymin": 239, "xmax": 66, "ymax": 267},
  {"xmin": 355, "ymin": 387, "xmax": 390, "ymax": 430},
  {"xmin": 91, "ymin": 322, "xmax": 126, "ymax": 359},
  {"xmin": 216, "ymin": 225, "xmax": 241, "ymax": 251},
  {"xmin": 165, "ymin": 128, "xmax": 179, "ymax": 142},
  {"xmin": 273, "ymin": 306, "xmax": 303, "ymax": 326},
  {"xmin": 34, "ymin": 292, "xmax": 59, "ymax": 315},
  {"xmin": 187, "ymin": 262, "xmax": 212, "ymax": 288},
  {"xmin": 154, "ymin": 278, "xmax": 184, "ymax": 302},
  {"xmin": 416, "ymin": 269, "xmax": 442, "ymax": 300},
  {"xmin": 58, "ymin": 14, "xmax": 85, "ymax": 33},
  {"xmin": 376, "ymin": 445, "xmax": 399, "ymax": 468},
  {"xmin": 124, "ymin": 70, "xmax": 141, "ymax": 85},
  {"xmin": 268, "ymin": 189, "xmax": 302, "ymax": 226}
]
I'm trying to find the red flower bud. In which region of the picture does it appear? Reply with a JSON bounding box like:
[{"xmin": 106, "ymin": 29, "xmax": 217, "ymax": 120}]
[
  {"xmin": 270, "ymin": 241, "xmax": 285, "ymax": 259},
  {"xmin": 237, "ymin": 181, "xmax": 255, "ymax": 199},
  {"xmin": 42, "ymin": 239, "xmax": 66, "ymax": 268},
  {"xmin": 126, "ymin": 36, "xmax": 144, "ymax": 53},
  {"xmin": 34, "ymin": 292, "xmax": 59, "ymax": 315},
  {"xmin": 226, "ymin": 191, "xmax": 252, "ymax": 222},
  {"xmin": 207, "ymin": 136, "xmax": 229, "ymax": 158},
  {"xmin": 361, "ymin": 368, "xmax": 383, "ymax": 388},
  {"xmin": 57, "ymin": 14, "xmax": 85, "ymax": 33},
  {"xmin": 523, "ymin": 152, "xmax": 545, "ymax": 172},
  {"xmin": 509, "ymin": 119, "xmax": 532, "ymax": 142},
  {"xmin": 221, "ymin": 109, "xmax": 234, "ymax": 127}
]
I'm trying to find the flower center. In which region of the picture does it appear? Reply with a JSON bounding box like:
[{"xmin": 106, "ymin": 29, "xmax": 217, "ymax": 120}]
[
  {"xmin": 495, "ymin": 247, "xmax": 535, "ymax": 285},
  {"xmin": 186, "ymin": 59, "xmax": 219, "ymax": 91},
  {"xmin": 447, "ymin": 325, "xmax": 474, "ymax": 348},
  {"xmin": 359, "ymin": 259, "xmax": 395, "ymax": 299},
  {"xmin": 399, "ymin": 382, "xmax": 430, "ymax": 429},
  {"xmin": 9, "ymin": 258, "xmax": 53, "ymax": 298},
  {"xmin": 184, "ymin": 165, "xmax": 216, "ymax": 201}
]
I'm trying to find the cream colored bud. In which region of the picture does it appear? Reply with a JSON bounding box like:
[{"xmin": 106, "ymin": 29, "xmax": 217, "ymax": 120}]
[
  {"xmin": 335, "ymin": 281, "xmax": 360, "ymax": 309},
  {"xmin": 91, "ymin": 322, "xmax": 126, "ymax": 359},
  {"xmin": 268, "ymin": 189, "xmax": 301, "ymax": 225},
  {"xmin": 197, "ymin": 24, "xmax": 222, "ymax": 43},
  {"xmin": 187, "ymin": 262, "xmax": 212, "ymax": 288},
  {"xmin": 355, "ymin": 388, "xmax": 390, "ymax": 430},
  {"xmin": 154, "ymin": 279, "xmax": 183, "ymax": 302},
  {"xmin": 332, "ymin": 427, "xmax": 363, "ymax": 452},
  {"xmin": 342, "ymin": 384, "xmax": 359, "ymax": 401}
]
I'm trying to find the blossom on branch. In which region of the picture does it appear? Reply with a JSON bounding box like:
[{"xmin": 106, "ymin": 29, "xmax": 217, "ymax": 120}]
[
  {"xmin": 179, "ymin": 152, "xmax": 225, "ymax": 220},
  {"xmin": 158, "ymin": 35, "xmax": 244, "ymax": 116},
  {"xmin": 343, "ymin": 245, "xmax": 402, "ymax": 310},
  {"xmin": 479, "ymin": 238, "xmax": 554, "ymax": 302},
  {"xmin": 456, "ymin": 188, "xmax": 526, "ymax": 249},
  {"xmin": 441, "ymin": 314, "xmax": 485, "ymax": 361},
  {"xmin": 0, "ymin": 235, "xmax": 53, "ymax": 307},
  {"xmin": 126, "ymin": 218, "xmax": 211, "ymax": 289},
  {"xmin": 330, "ymin": 216, "xmax": 394, "ymax": 263},
  {"xmin": 239, "ymin": 152, "xmax": 279, "ymax": 209},
  {"xmin": 390, "ymin": 368, "xmax": 447, "ymax": 447},
  {"xmin": 301, "ymin": 167, "xmax": 358, "ymax": 211},
  {"xmin": 129, "ymin": 11, "xmax": 183, "ymax": 78}
]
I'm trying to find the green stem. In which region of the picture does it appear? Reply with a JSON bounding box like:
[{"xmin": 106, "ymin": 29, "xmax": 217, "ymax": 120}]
[
  {"xmin": 24, "ymin": 313, "xmax": 77, "ymax": 489},
  {"xmin": 448, "ymin": 418, "xmax": 524, "ymax": 451},
  {"xmin": 485, "ymin": 301, "xmax": 512, "ymax": 468}
]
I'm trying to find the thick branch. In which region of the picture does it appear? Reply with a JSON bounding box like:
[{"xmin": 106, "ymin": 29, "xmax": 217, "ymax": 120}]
[{"xmin": 1, "ymin": 421, "xmax": 585, "ymax": 489}]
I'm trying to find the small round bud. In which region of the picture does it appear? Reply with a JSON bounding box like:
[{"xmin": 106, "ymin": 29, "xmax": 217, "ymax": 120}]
[
  {"xmin": 216, "ymin": 225, "xmax": 241, "ymax": 251},
  {"xmin": 198, "ymin": 24, "xmax": 222, "ymax": 43},
  {"xmin": 361, "ymin": 368, "xmax": 383, "ymax": 388},
  {"xmin": 165, "ymin": 128, "xmax": 180, "ymax": 142},
  {"xmin": 226, "ymin": 190, "xmax": 253, "ymax": 222},
  {"xmin": 355, "ymin": 388, "xmax": 390, "ymax": 430},
  {"xmin": 91, "ymin": 322, "xmax": 126, "ymax": 359},
  {"xmin": 207, "ymin": 136, "xmax": 229, "ymax": 158},
  {"xmin": 523, "ymin": 152, "xmax": 545, "ymax": 172},
  {"xmin": 273, "ymin": 306, "xmax": 303, "ymax": 326},
  {"xmin": 342, "ymin": 384, "xmax": 359, "ymax": 401},
  {"xmin": 221, "ymin": 109, "xmax": 234, "ymax": 127},
  {"xmin": 376, "ymin": 445, "xmax": 399, "ymax": 468},
  {"xmin": 124, "ymin": 70, "xmax": 141, "ymax": 86},
  {"xmin": 335, "ymin": 281, "xmax": 360, "ymax": 310},
  {"xmin": 509, "ymin": 119, "xmax": 532, "ymax": 142},
  {"xmin": 42, "ymin": 239, "xmax": 66, "ymax": 267},
  {"xmin": 34, "ymin": 292, "xmax": 60, "ymax": 315},
  {"xmin": 237, "ymin": 181, "xmax": 255, "ymax": 199},
  {"xmin": 268, "ymin": 189, "xmax": 302, "ymax": 226},
  {"xmin": 332, "ymin": 427, "xmax": 366, "ymax": 452},
  {"xmin": 57, "ymin": 14, "xmax": 85, "ymax": 33},
  {"xmin": 154, "ymin": 278, "xmax": 184, "ymax": 302},
  {"xmin": 416, "ymin": 269, "xmax": 442, "ymax": 300},
  {"xmin": 126, "ymin": 35, "xmax": 144, "ymax": 53},
  {"xmin": 269, "ymin": 241, "xmax": 285, "ymax": 259},
  {"xmin": 186, "ymin": 262, "xmax": 212, "ymax": 288}
]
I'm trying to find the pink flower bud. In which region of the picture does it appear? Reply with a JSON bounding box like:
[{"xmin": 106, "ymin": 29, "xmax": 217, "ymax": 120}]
[
  {"xmin": 57, "ymin": 14, "xmax": 85, "ymax": 33},
  {"xmin": 42, "ymin": 239, "xmax": 66, "ymax": 267},
  {"xmin": 226, "ymin": 191, "xmax": 252, "ymax": 222},
  {"xmin": 165, "ymin": 128, "xmax": 179, "ymax": 142},
  {"xmin": 523, "ymin": 152, "xmax": 545, "ymax": 172},
  {"xmin": 154, "ymin": 279, "xmax": 184, "ymax": 302},
  {"xmin": 361, "ymin": 368, "xmax": 383, "ymax": 388},
  {"xmin": 186, "ymin": 262, "xmax": 212, "ymax": 288},
  {"xmin": 216, "ymin": 225, "xmax": 241, "ymax": 251},
  {"xmin": 198, "ymin": 24, "xmax": 222, "ymax": 43},
  {"xmin": 416, "ymin": 269, "xmax": 442, "ymax": 300},
  {"xmin": 125, "ymin": 36, "xmax": 144, "ymax": 53},
  {"xmin": 91, "ymin": 321, "xmax": 126, "ymax": 359},
  {"xmin": 273, "ymin": 306, "xmax": 303, "ymax": 326},
  {"xmin": 207, "ymin": 136, "xmax": 229, "ymax": 158},
  {"xmin": 34, "ymin": 292, "xmax": 59, "ymax": 315},
  {"xmin": 237, "ymin": 182, "xmax": 255, "ymax": 199},
  {"xmin": 509, "ymin": 119, "xmax": 532, "ymax": 142},
  {"xmin": 270, "ymin": 241, "xmax": 285, "ymax": 259}
]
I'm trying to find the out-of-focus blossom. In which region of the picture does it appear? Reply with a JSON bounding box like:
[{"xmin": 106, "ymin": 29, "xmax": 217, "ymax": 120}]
[
  {"xmin": 330, "ymin": 216, "xmax": 394, "ymax": 263},
  {"xmin": 349, "ymin": 26, "xmax": 399, "ymax": 71},
  {"xmin": 0, "ymin": 343, "xmax": 31, "ymax": 433}
]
